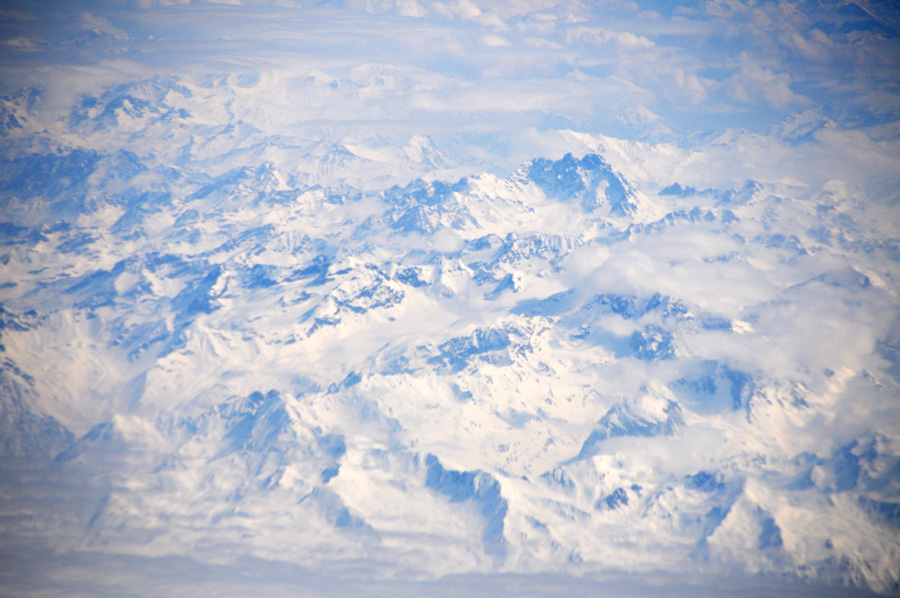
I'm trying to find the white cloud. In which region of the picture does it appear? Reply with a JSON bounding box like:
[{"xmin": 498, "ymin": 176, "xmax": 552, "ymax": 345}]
[
  {"xmin": 431, "ymin": 0, "xmax": 481, "ymax": 20},
  {"xmin": 566, "ymin": 26, "xmax": 655, "ymax": 49},
  {"xmin": 521, "ymin": 36, "xmax": 562, "ymax": 49},
  {"xmin": 1, "ymin": 37, "xmax": 40, "ymax": 51},
  {"xmin": 397, "ymin": 0, "xmax": 427, "ymax": 17},
  {"xmin": 480, "ymin": 34, "xmax": 510, "ymax": 47},
  {"xmin": 671, "ymin": 67, "xmax": 708, "ymax": 104},
  {"xmin": 726, "ymin": 60, "xmax": 804, "ymax": 110},
  {"xmin": 79, "ymin": 11, "xmax": 130, "ymax": 40}
]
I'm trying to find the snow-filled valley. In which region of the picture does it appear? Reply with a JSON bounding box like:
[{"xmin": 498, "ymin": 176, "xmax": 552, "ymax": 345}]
[{"xmin": 1, "ymin": 1, "xmax": 899, "ymax": 596}]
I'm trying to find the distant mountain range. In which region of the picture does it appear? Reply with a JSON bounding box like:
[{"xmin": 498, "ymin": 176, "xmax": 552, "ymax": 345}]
[{"xmin": 1, "ymin": 75, "xmax": 899, "ymax": 596}]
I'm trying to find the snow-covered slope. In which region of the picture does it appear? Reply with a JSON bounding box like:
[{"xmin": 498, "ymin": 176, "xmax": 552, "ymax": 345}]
[{"xmin": 1, "ymin": 71, "xmax": 899, "ymax": 595}]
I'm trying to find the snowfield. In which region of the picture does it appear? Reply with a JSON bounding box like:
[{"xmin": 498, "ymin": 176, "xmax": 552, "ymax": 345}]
[{"xmin": 1, "ymin": 1, "xmax": 899, "ymax": 596}]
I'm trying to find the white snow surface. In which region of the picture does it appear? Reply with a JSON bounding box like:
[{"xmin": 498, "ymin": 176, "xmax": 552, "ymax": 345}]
[{"xmin": 1, "ymin": 1, "xmax": 899, "ymax": 596}]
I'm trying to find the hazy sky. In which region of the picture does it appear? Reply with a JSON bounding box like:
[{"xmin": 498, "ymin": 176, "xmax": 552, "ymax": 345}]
[{"xmin": 2, "ymin": 0, "xmax": 898, "ymax": 158}]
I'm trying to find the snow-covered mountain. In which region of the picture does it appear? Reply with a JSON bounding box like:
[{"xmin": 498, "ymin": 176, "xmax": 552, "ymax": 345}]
[
  {"xmin": 1, "ymin": 70, "xmax": 899, "ymax": 596},
  {"xmin": 1, "ymin": 0, "xmax": 900, "ymax": 595}
]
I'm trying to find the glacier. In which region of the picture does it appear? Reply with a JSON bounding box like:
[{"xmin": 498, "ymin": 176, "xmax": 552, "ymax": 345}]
[{"xmin": 1, "ymin": 1, "xmax": 899, "ymax": 596}]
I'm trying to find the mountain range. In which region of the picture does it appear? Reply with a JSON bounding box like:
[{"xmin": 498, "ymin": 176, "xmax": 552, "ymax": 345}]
[{"xmin": 1, "ymin": 73, "xmax": 899, "ymax": 596}]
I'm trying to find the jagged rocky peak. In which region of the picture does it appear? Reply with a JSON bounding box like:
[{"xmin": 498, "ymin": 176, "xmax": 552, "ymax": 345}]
[
  {"xmin": 0, "ymin": 369, "xmax": 74, "ymax": 459},
  {"xmin": 575, "ymin": 385, "xmax": 684, "ymax": 460},
  {"xmin": 518, "ymin": 152, "xmax": 636, "ymax": 214},
  {"xmin": 69, "ymin": 75, "xmax": 193, "ymax": 131},
  {"xmin": 0, "ymin": 87, "xmax": 42, "ymax": 136},
  {"xmin": 192, "ymin": 161, "xmax": 293, "ymax": 202},
  {"xmin": 387, "ymin": 176, "xmax": 470, "ymax": 208},
  {"xmin": 424, "ymin": 454, "xmax": 508, "ymax": 558}
]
